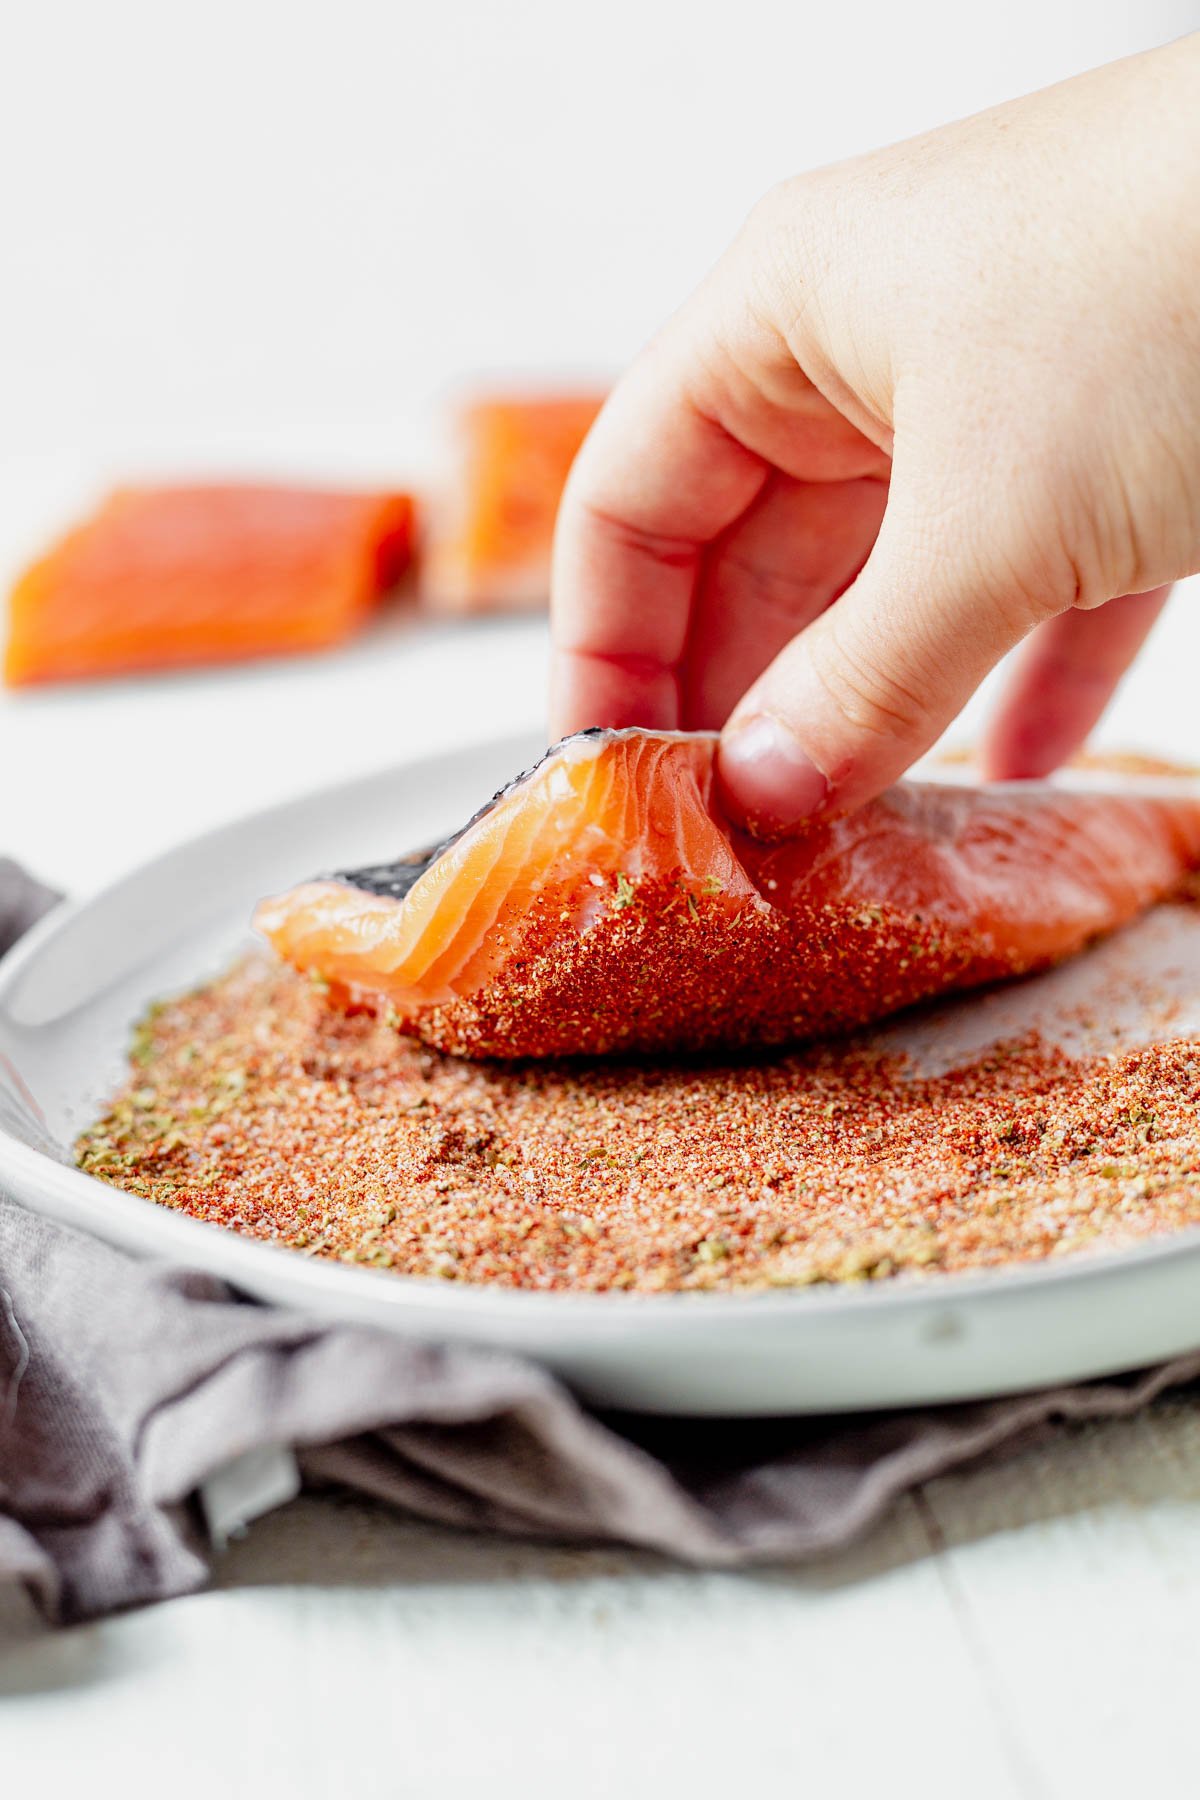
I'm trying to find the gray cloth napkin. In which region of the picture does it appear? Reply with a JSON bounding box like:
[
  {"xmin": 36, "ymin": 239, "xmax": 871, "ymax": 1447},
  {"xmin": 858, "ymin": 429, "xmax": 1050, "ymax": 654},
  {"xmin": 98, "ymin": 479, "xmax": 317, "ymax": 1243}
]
[
  {"xmin": 3, "ymin": 867, "xmax": 1199, "ymax": 1626},
  {"xmin": 0, "ymin": 858, "xmax": 60, "ymax": 953}
]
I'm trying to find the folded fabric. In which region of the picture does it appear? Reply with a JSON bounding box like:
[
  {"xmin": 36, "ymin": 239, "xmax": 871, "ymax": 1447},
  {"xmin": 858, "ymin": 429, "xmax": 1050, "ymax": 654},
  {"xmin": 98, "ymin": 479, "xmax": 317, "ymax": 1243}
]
[
  {"xmin": 0, "ymin": 858, "xmax": 60, "ymax": 957},
  {"xmin": 6, "ymin": 1190, "xmax": 1200, "ymax": 1624},
  {"xmin": 1, "ymin": 859, "xmax": 1198, "ymax": 1625}
]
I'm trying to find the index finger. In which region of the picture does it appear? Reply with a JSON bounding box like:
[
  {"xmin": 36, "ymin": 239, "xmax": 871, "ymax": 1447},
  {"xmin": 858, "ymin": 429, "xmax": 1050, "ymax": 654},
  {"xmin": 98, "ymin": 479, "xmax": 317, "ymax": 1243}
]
[
  {"xmin": 549, "ymin": 262, "xmax": 888, "ymax": 738},
  {"xmin": 549, "ymin": 333, "xmax": 768, "ymax": 735}
]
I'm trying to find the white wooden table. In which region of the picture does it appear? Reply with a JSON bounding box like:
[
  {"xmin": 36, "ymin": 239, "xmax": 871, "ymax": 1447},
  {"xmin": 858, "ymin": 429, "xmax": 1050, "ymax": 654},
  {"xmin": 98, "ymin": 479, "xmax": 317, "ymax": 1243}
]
[
  {"xmin": 3, "ymin": 532, "xmax": 1200, "ymax": 1797},
  {"xmin": 5, "ymin": 1404, "xmax": 1200, "ymax": 1798}
]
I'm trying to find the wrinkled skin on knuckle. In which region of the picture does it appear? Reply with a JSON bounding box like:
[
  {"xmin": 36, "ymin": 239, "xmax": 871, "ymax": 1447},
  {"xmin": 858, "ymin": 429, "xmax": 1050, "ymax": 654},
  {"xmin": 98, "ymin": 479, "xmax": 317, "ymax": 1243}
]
[
  {"xmin": 1079, "ymin": 427, "xmax": 1200, "ymax": 602},
  {"xmin": 735, "ymin": 177, "xmax": 831, "ymax": 354},
  {"xmin": 900, "ymin": 401, "xmax": 1105, "ymax": 628},
  {"xmin": 767, "ymin": 197, "xmax": 896, "ymax": 445},
  {"xmin": 743, "ymin": 176, "xmax": 818, "ymax": 261},
  {"xmin": 962, "ymin": 533, "xmax": 1077, "ymax": 638},
  {"xmin": 998, "ymin": 455, "xmax": 1136, "ymax": 619},
  {"xmin": 807, "ymin": 613, "xmax": 931, "ymax": 745},
  {"xmin": 962, "ymin": 490, "xmax": 1079, "ymax": 630}
]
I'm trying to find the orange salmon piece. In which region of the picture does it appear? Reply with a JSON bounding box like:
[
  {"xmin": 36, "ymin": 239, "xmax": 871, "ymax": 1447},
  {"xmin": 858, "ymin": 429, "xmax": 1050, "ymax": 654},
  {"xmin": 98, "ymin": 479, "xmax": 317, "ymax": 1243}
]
[
  {"xmin": 256, "ymin": 729, "xmax": 1200, "ymax": 1058},
  {"xmin": 420, "ymin": 392, "xmax": 605, "ymax": 613},
  {"xmin": 4, "ymin": 483, "xmax": 415, "ymax": 686}
]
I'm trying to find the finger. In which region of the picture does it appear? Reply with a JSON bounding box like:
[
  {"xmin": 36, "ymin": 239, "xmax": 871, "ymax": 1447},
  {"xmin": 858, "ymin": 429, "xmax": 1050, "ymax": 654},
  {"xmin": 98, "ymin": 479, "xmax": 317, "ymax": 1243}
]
[
  {"xmin": 981, "ymin": 586, "xmax": 1171, "ymax": 780},
  {"xmin": 549, "ymin": 231, "xmax": 888, "ymax": 739},
  {"xmin": 682, "ymin": 473, "xmax": 888, "ymax": 728},
  {"xmin": 550, "ymin": 364, "xmax": 886, "ymax": 738},
  {"xmin": 548, "ymin": 364, "xmax": 763, "ymax": 737},
  {"xmin": 716, "ymin": 462, "xmax": 1053, "ymax": 829}
]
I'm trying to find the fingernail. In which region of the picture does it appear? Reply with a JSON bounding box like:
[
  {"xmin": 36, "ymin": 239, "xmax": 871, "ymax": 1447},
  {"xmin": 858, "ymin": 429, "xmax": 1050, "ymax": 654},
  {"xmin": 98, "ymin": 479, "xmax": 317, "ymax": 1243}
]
[{"xmin": 718, "ymin": 714, "xmax": 830, "ymax": 830}]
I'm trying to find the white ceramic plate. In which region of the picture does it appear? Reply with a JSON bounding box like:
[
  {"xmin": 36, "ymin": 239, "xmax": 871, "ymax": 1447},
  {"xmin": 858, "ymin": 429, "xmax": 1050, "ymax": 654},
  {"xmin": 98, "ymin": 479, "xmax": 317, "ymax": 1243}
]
[{"xmin": 4, "ymin": 732, "xmax": 1200, "ymax": 1416}]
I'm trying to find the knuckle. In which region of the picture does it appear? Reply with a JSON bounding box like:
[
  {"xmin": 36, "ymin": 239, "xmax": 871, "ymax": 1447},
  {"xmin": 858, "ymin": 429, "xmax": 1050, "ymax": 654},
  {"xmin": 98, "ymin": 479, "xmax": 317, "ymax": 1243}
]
[
  {"xmin": 744, "ymin": 176, "xmax": 808, "ymax": 242},
  {"xmin": 986, "ymin": 567, "xmax": 1065, "ymax": 634},
  {"xmin": 808, "ymin": 621, "xmax": 930, "ymax": 741},
  {"xmin": 580, "ymin": 500, "xmax": 698, "ymax": 575},
  {"xmin": 740, "ymin": 176, "xmax": 823, "ymax": 315},
  {"xmin": 923, "ymin": 509, "xmax": 1069, "ymax": 636},
  {"xmin": 720, "ymin": 549, "xmax": 826, "ymax": 623}
]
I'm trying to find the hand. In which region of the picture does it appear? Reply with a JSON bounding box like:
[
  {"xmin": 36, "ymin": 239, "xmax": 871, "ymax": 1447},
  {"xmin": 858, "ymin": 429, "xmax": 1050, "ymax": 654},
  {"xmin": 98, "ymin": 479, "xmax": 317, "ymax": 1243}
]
[{"xmin": 550, "ymin": 35, "xmax": 1200, "ymax": 829}]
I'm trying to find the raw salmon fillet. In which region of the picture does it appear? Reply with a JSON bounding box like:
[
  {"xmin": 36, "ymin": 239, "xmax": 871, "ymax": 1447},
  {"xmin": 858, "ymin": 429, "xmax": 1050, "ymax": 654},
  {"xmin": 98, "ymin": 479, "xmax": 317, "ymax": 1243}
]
[
  {"xmin": 256, "ymin": 728, "xmax": 1200, "ymax": 1058},
  {"xmin": 419, "ymin": 391, "xmax": 605, "ymax": 614},
  {"xmin": 4, "ymin": 483, "xmax": 415, "ymax": 686}
]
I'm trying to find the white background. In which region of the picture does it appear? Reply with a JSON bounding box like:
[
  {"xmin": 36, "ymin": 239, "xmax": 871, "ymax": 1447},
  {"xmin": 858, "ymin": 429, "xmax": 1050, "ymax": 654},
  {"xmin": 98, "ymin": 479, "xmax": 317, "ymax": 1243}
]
[
  {"xmin": 4, "ymin": 7, "xmax": 1200, "ymax": 1796},
  {"xmin": 2, "ymin": 0, "xmax": 1197, "ymax": 474}
]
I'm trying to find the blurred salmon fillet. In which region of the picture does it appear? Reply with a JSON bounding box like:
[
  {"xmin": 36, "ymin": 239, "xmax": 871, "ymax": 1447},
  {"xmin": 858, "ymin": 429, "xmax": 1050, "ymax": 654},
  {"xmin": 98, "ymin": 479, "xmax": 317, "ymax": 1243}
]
[
  {"xmin": 420, "ymin": 391, "xmax": 605, "ymax": 614},
  {"xmin": 4, "ymin": 483, "xmax": 415, "ymax": 686}
]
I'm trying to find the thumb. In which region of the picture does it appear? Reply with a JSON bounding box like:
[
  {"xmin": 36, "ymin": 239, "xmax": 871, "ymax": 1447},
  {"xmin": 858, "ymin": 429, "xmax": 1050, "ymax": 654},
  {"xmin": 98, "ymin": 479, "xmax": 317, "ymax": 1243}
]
[{"xmin": 717, "ymin": 465, "xmax": 1055, "ymax": 828}]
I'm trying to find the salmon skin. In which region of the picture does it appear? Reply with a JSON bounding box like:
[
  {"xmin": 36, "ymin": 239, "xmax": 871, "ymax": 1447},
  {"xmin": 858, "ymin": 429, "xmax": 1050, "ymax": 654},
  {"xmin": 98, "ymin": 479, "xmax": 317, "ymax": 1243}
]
[{"xmin": 255, "ymin": 729, "xmax": 1200, "ymax": 1059}]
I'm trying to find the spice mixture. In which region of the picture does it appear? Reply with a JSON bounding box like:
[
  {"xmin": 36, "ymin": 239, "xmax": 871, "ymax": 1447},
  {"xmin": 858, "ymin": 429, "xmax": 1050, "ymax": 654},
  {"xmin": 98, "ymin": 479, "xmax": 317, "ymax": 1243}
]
[{"xmin": 76, "ymin": 952, "xmax": 1200, "ymax": 1293}]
